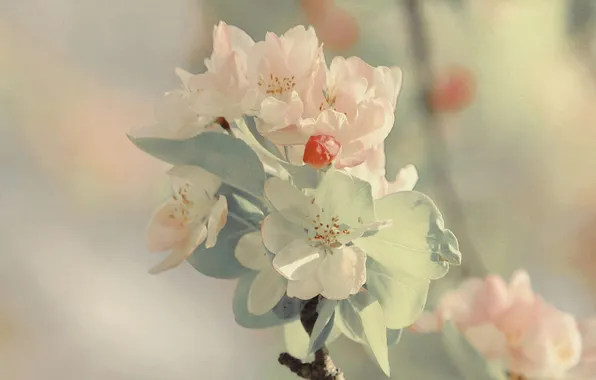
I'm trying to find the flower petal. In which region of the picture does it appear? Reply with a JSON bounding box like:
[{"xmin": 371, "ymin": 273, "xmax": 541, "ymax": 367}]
[
  {"xmin": 146, "ymin": 201, "xmax": 189, "ymax": 252},
  {"xmin": 235, "ymin": 231, "xmax": 270, "ymax": 271},
  {"xmin": 149, "ymin": 224, "xmax": 207, "ymax": 274},
  {"xmin": 206, "ymin": 195, "xmax": 228, "ymax": 248},
  {"xmin": 247, "ymin": 266, "xmax": 287, "ymax": 315},
  {"xmin": 167, "ymin": 165, "xmax": 222, "ymax": 200},
  {"xmin": 273, "ymin": 239, "xmax": 323, "ymax": 280},
  {"xmin": 264, "ymin": 177, "xmax": 313, "ymax": 226},
  {"xmin": 261, "ymin": 212, "xmax": 304, "ymax": 254},
  {"xmin": 318, "ymin": 246, "xmax": 366, "ymax": 300},
  {"xmin": 287, "ymin": 277, "xmax": 324, "ymax": 300}
]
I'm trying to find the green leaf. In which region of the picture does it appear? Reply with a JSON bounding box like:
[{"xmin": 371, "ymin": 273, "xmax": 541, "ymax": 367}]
[
  {"xmin": 356, "ymin": 191, "xmax": 461, "ymax": 281},
  {"xmin": 234, "ymin": 118, "xmax": 318, "ymax": 189},
  {"xmin": 336, "ymin": 295, "xmax": 390, "ymax": 376},
  {"xmin": 233, "ymin": 272, "xmax": 296, "ymax": 329},
  {"xmin": 308, "ymin": 299, "xmax": 337, "ymax": 354},
  {"xmin": 442, "ymin": 322, "xmax": 507, "ymax": 380},
  {"xmin": 366, "ymin": 258, "xmax": 430, "ymax": 330},
  {"xmin": 186, "ymin": 192, "xmax": 261, "ymax": 279},
  {"xmin": 386, "ymin": 328, "xmax": 402, "ymax": 346},
  {"xmin": 128, "ymin": 131, "xmax": 267, "ymax": 198},
  {"xmin": 273, "ymin": 296, "xmax": 307, "ymax": 320}
]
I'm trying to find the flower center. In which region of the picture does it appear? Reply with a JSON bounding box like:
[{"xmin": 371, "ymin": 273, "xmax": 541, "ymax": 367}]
[
  {"xmin": 169, "ymin": 183, "xmax": 195, "ymax": 223},
  {"xmin": 319, "ymin": 88, "xmax": 336, "ymax": 111},
  {"xmin": 258, "ymin": 73, "xmax": 296, "ymax": 97},
  {"xmin": 308, "ymin": 208, "xmax": 349, "ymax": 249}
]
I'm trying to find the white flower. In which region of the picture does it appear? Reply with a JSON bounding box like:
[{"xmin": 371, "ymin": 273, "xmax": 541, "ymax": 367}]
[
  {"xmin": 235, "ymin": 231, "xmax": 287, "ymax": 315},
  {"xmin": 146, "ymin": 165, "xmax": 228, "ymax": 274},
  {"xmin": 261, "ymin": 169, "xmax": 386, "ymax": 300}
]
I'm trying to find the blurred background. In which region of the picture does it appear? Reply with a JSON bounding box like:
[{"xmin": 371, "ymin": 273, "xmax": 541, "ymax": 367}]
[{"xmin": 2, "ymin": 0, "xmax": 596, "ymax": 378}]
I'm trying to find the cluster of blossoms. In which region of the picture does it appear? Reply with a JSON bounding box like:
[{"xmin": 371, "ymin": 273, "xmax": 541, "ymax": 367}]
[
  {"xmin": 131, "ymin": 21, "xmax": 461, "ymax": 377},
  {"xmin": 412, "ymin": 270, "xmax": 596, "ymax": 379}
]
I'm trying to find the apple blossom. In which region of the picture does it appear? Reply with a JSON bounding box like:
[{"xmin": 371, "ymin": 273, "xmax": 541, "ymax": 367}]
[
  {"xmin": 243, "ymin": 25, "xmax": 324, "ymax": 135},
  {"xmin": 261, "ymin": 170, "xmax": 384, "ymax": 300},
  {"xmin": 146, "ymin": 165, "xmax": 228, "ymax": 274},
  {"xmin": 413, "ymin": 270, "xmax": 584, "ymax": 379},
  {"xmin": 185, "ymin": 21, "xmax": 255, "ymax": 121}
]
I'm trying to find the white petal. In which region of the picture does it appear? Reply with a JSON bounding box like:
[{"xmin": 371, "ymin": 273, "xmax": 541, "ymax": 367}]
[
  {"xmin": 264, "ymin": 177, "xmax": 313, "ymax": 226},
  {"xmin": 146, "ymin": 201, "xmax": 189, "ymax": 252},
  {"xmin": 261, "ymin": 213, "xmax": 304, "ymax": 254},
  {"xmin": 247, "ymin": 266, "xmax": 287, "ymax": 315},
  {"xmin": 149, "ymin": 224, "xmax": 206, "ymax": 274},
  {"xmin": 318, "ymin": 246, "xmax": 366, "ymax": 300},
  {"xmin": 386, "ymin": 165, "xmax": 419, "ymax": 194},
  {"xmin": 235, "ymin": 231, "xmax": 270, "ymax": 270},
  {"xmin": 287, "ymin": 276, "xmax": 323, "ymax": 300},
  {"xmin": 273, "ymin": 239, "xmax": 323, "ymax": 281},
  {"xmin": 206, "ymin": 195, "xmax": 228, "ymax": 248},
  {"xmin": 313, "ymin": 169, "xmax": 375, "ymax": 227},
  {"xmin": 167, "ymin": 165, "xmax": 221, "ymax": 199}
]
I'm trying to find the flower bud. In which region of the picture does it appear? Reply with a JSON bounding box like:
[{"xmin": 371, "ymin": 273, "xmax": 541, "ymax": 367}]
[{"xmin": 302, "ymin": 135, "xmax": 341, "ymax": 169}]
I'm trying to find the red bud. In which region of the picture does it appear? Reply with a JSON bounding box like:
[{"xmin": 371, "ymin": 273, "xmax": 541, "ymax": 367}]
[
  {"xmin": 429, "ymin": 66, "xmax": 476, "ymax": 113},
  {"xmin": 302, "ymin": 135, "xmax": 341, "ymax": 169}
]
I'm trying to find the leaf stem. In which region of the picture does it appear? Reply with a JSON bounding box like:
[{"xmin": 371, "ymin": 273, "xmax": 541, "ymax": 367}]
[
  {"xmin": 401, "ymin": 0, "xmax": 488, "ymax": 277},
  {"xmin": 278, "ymin": 297, "xmax": 345, "ymax": 380}
]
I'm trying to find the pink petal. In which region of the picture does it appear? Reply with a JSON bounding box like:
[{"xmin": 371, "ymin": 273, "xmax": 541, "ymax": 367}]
[{"xmin": 146, "ymin": 201, "xmax": 189, "ymax": 253}]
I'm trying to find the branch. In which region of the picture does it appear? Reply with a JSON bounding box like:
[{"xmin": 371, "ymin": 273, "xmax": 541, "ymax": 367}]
[
  {"xmin": 402, "ymin": 0, "xmax": 488, "ymax": 277},
  {"xmin": 278, "ymin": 297, "xmax": 345, "ymax": 380}
]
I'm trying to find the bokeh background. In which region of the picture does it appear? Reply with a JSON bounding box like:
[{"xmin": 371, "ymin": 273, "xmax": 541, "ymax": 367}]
[{"xmin": 3, "ymin": 0, "xmax": 596, "ymax": 378}]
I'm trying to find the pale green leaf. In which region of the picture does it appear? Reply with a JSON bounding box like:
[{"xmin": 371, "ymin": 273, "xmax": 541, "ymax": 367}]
[
  {"xmin": 356, "ymin": 191, "xmax": 461, "ymax": 281},
  {"xmin": 128, "ymin": 131, "xmax": 267, "ymax": 198},
  {"xmin": 308, "ymin": 299, "xmax": 337, "ymax": 354},
  {"xmin": 366, "ymin": 258, "xmax": 430, "ymax": 329}
]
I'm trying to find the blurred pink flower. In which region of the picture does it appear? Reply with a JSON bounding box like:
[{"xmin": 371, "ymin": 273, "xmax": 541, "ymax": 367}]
[
  {"xmin": 413, "ymin": 270, "xmax": 589, "ymax": 379},
  {"xmin": 146, "ymin": 166, "xmax": 227, "ymax": 275}
]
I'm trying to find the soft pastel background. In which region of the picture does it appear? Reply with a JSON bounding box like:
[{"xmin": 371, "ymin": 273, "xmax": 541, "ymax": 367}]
[{"xmin": 3, "ymin": 0, "xmax": 596, "ymax": 378}]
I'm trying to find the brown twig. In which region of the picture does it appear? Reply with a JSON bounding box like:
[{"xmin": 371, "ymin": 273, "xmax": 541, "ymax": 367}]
[
  {"xmin": 278, "ymin": 297, "xmax": 345, "ymax": 380},
  {"xmin": 402, "ymin": 0, "xmax": 488, "ymax": 277}
]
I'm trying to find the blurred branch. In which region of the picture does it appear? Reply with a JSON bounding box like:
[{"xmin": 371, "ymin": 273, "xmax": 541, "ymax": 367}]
[
  {"xmin": 402, "ymin": 0, "xmax": 487, "ymax": 277},
  {"xmin": 278, "ymin": 297, "xmax": 345, "ymax": 380}
]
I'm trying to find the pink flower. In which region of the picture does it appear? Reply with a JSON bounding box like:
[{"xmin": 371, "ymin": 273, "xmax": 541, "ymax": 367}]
[
  {"xmin": 412, "ymin": 270, "xmax": 584, "ymax": 378},
  {"xmin": 243, "ymin": 25, "xmax": 323, "ymax": 134},
  {"xmin": 146, "ymin": 166, "xmax": 228, "ymax": 274},
  {"xmin": 185, "ymin": 21, "xmax": 255, "ymax": 121},
  {"xmin": 262, "ymin": 55, "xmax": 402, "ymax": 169}
]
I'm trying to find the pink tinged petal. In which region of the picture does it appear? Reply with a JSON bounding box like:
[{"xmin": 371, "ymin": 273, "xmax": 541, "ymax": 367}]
[
  {"xmin": 174, "ymin": 67, "xmax": 194, "ymax": 89},
  {"xmin": 259, "ymin": 95, "xmax": 303, "ymax": 130},
  {"xmin": 264, "ymin": 177, "xmax": 313, "ymax": 226},
  {"xmin": 318, "ymin": 246, "xmax": 366, "ymax": 300},
  {"xmin": 464, "ymin": 323, "xmax": 508, "ymax": 361},
  {"xmin": 264, "ymin": 124, "xmax": 309, "ymax": 145},
  {"xmin": 386, "ymin": 165, "xmax": 419, "ymax": 194},
  {"xmin": 149, "ymin": 224, "xmax": 207, "ymax": 274},
  {"xmin": 205, "ymin": 195, "xmax": 228, "ymax": 248},
  {"xmin": 434, "ymin": 278, "xmax": 484, "ymax": 328},
  {"xmin": 410, "ymin": 311, "xmax": 442, "ymax": 332},
  {"xmin": 235, "ymin": 231, "xmax": 270, "ymax": 270},
  {"xmin": 248, "ymin": 266, "xmax": 287, "ymax": 315},
  {"xmin": 508, "ymin": 269, "xmax": 535, "ymax": 304},
  {"xmin": 146, "ymin": 201, "xmax": 190, "ymax": 252},
  {"xmin": 167, "ymin": 165, "xmax": 221, "ymax": 199},
  {"xmin": 272, "ymin": 239, "xmax": 323, "ymax": 281},
  {"xmin": 470, "ymin": 275, "xmax": 511, "ymax": 324},
  {"xmin": 261, "ymin": 213, "xmax": 304, "ymax": 254},
  {"xmin": 287, "ymin": 276, "xmax": 324, "ymax": 300},
  {"xmin": 224, "ymin": 23, "xmax": 255, "ymax": 52}
]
